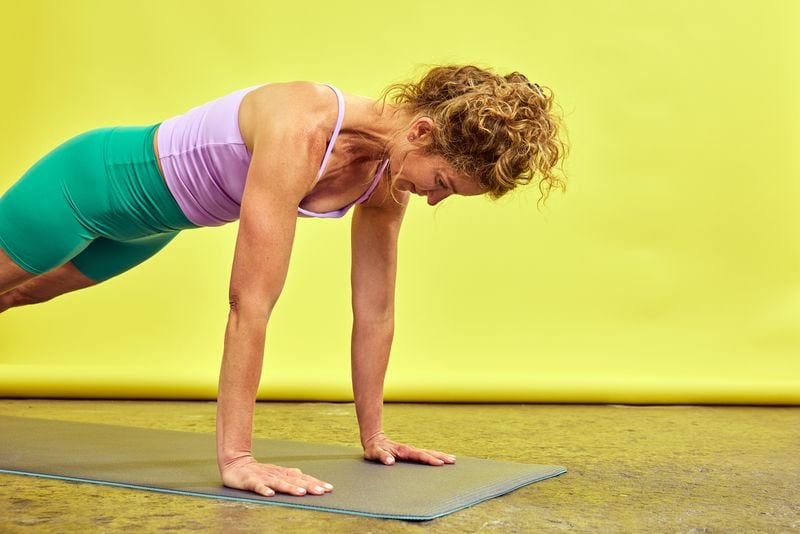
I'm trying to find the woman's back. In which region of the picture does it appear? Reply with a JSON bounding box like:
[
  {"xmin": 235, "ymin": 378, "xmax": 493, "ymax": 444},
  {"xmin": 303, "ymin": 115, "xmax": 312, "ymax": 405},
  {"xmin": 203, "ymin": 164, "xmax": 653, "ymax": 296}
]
[
  {"xmin": 155, "ymin": 84, "xmax": 265, "ymax": 227},
  {"xmin": 154, "ymin": 82, "xmax": 389, "ymax": 227}
]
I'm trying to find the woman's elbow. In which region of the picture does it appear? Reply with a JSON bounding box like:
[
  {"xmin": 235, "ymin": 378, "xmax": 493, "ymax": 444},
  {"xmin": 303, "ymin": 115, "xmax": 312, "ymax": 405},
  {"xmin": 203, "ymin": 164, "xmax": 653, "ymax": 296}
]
[
  {"xmin": 353, "ymin": 303, "xmax": 394, "ymax": 326},
  {"xmin": 228, "ymin": 292, "xmax": 275, "ymax": 325}
]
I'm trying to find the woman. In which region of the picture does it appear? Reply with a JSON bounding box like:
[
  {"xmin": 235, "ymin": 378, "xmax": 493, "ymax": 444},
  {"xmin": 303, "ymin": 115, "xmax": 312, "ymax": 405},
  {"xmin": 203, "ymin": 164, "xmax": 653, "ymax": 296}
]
[{"xmin": 0, "ymin": 64, "xmax": 568, "ymax": 498}]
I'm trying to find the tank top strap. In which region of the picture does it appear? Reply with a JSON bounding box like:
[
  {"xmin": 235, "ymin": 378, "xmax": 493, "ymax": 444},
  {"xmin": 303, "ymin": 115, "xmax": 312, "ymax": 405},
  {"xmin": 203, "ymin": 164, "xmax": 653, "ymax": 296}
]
[
  {"xmin": 314, "ymin": 83, "xmax": 345, "ymax": 185},
  {"xmin": 297, "ymin": 157, "xmax": 390, "ymax": 219},
  {"xmin": 355, "ymin": 158, "xmax": 390, "ymax": 204}
]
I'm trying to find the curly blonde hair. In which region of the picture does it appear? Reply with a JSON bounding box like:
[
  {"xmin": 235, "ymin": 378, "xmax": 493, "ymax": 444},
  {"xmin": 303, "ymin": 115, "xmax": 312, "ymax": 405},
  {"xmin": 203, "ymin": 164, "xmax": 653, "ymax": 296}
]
[{"xmin": 378, "ymin": 64, "xmax": 569, "ymax": 206}]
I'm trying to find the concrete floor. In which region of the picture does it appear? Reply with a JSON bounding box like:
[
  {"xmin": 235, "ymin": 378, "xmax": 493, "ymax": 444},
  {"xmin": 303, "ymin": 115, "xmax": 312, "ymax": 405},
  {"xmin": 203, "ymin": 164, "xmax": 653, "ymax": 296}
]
[{"xmin": 0, "ymin": 400, "xmax": 797, "ymax": 533}]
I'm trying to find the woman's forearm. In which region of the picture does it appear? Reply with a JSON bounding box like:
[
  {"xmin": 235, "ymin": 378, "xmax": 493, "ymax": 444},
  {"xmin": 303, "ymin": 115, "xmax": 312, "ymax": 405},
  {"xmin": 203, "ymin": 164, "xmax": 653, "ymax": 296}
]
[
  {"xmin": 216, "ymin": 309, "xmax": 269, "ymax": 470},
  {"xmin": 350, "ymin": 316, "xmax": 394, "ymax": 447}
]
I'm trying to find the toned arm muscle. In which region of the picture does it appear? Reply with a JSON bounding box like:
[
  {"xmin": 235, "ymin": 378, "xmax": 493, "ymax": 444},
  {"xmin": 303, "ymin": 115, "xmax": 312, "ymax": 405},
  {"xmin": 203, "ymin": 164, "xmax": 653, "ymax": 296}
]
[
  {"xmin": 350, "ymin": 186, "xmax": 456, "ymax": 468},
  {"xmin": 217, "ymin": 84, "xmax": 327, "ymax": 468},
  {"xmin": 349, "ymin": 189, "xmax": 409, "ymax": 445}
]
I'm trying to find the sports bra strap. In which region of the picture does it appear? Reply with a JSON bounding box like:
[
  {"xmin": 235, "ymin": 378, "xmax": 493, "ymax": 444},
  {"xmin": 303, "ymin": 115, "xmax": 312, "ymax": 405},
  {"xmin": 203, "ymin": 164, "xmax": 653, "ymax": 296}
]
[
  {"xmin": 313, "ymin": 83, "xmax": 345, "ymax": 186},
  {"xmin": 297, "ymin": 84, "xmax": 389, "ymax": 219},
  {"xmin": 355, "ymin": 158, "xmax": 390, "ymax": 204}
]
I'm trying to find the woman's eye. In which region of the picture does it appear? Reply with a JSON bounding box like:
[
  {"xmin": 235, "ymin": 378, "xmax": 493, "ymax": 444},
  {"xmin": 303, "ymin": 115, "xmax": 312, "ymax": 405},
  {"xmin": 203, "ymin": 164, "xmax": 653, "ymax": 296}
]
[{"xmin": 437, "ymin": 176, "xmax": 447, "ymax": 189}]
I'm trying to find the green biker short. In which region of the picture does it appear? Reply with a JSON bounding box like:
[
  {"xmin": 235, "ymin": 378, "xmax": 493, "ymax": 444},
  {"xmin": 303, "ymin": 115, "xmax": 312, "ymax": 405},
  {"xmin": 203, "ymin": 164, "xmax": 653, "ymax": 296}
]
[{"xmin": 0, "ymin": 123, "xmax": 200, "ymax": 282}]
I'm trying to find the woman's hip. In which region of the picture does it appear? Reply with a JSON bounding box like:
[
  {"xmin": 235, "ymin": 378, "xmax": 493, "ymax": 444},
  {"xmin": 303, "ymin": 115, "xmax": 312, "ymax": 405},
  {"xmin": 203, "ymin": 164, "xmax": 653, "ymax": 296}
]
[
  {"xmin": 0, "ymin": 124, "xmax": 199, "ymax": 274},
  {"xmin": 99, "ymin": 123, "xmax": 199, "ymax": 238},
  {"xmin": 5, "ymin": 124, "xmax": 197, "ymax": 237}
]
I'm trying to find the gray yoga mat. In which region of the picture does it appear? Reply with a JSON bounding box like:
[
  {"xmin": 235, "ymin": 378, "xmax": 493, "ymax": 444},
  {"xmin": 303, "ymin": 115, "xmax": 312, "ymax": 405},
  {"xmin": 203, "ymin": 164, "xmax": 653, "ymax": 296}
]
[{"xmin": 0, "ymin": 415, "xmax": 565, "ymax": 521}]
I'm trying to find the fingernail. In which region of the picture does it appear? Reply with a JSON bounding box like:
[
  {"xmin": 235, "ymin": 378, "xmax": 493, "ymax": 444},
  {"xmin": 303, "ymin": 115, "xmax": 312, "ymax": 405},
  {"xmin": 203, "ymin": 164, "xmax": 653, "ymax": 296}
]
[
  {"xmin": 314, "ymin": 486, "xmax": 324, "ymax": 492},
  {"xmin": 386, "ymin": 456, "xmax": 395, "ymax": 464},
  {"xmin": 297, "ymin": 488, "xmax": 306, "ymax": 494},
  {"xmin": 323, "ymin": 483, "xmax": 333, "ymax": 489}
]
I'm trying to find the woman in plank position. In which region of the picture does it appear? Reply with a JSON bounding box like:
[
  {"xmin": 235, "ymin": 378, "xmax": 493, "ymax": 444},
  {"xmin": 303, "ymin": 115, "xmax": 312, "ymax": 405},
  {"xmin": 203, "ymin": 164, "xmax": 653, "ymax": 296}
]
[{"xmin": 0, "ymin": 64, "xmax": 568, "ymax": 497}]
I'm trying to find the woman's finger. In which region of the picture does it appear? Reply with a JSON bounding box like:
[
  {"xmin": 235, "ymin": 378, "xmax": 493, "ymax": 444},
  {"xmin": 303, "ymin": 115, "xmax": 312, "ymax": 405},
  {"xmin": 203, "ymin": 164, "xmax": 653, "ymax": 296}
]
[
  {"xmin": 221, "ymin": 461, "xmax": 333, "ymax": 497},
  {"xmin": 251, "ymin": 481, "xmax": 275, "ymax": 497},
  {"xmin": 292, "ymin": 473, "xmax": 334, "ymax": 494},
  {"xmin": 429, "ymin": 450, "xmax": 457, "ymax": 464},
  {"xmin": 299, "ymin": 472, "xmax": 334, "ymax": 489},
  {"xmin": 370, "ymin": 445, "xmax": 396, "ymax": 465},
  {"xmin": 264, "ymin": 475, "xmax": 311, "ymax": 496},
  {"xmin": 416, "ymin": 447, "xmax": 456, "ymax": 463},
  {"xmin": 364, "ymin": 442, "xmax": 393, "ymax": 464},
  {"xmin": 397, "ymin": 446, "xmax": 445, "ymax": 465},
  {"xmin": 248, "ymin": 465, "xmax": 332, "ymax": 495}
]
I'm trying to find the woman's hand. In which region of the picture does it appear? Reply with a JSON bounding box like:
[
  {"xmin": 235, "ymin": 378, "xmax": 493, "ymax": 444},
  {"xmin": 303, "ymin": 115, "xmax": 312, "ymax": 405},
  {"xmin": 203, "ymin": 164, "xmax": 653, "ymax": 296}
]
[
  {"xmin": 220, "ymin": 455, "xmax": 333, "ymax": 497},
  {"xmin": 362, "ymin": 432, "xmax": 456, "ymax": 466}
]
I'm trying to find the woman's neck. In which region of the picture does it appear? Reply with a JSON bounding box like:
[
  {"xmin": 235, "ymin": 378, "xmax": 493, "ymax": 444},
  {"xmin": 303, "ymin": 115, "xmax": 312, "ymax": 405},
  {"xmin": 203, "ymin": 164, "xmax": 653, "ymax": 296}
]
[{"xmin": 347, "ymin": 96, "xmax": 414, "ymax": 164}]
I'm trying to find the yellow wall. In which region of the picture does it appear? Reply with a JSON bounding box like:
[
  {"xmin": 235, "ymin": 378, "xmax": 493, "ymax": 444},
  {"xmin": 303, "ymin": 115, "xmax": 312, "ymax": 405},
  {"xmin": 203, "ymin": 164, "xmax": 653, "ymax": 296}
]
[{"xmin": 1, "ymin": 0, "xmax": 797, "ymax": 403}]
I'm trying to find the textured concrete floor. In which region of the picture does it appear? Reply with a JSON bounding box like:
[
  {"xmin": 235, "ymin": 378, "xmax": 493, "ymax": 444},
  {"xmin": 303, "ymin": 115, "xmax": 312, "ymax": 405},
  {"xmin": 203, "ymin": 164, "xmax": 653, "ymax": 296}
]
[{"xmin": 0, "ymin": 400, "xmax": 797, "ymax": 533}]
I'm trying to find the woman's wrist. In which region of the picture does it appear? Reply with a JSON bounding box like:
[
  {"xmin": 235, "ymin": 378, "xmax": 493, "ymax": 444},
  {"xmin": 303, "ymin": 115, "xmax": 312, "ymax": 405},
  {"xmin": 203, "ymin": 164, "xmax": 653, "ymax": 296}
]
[
  {"xmin": 217, "ymin": 448, "xmax": 253, "ymax": 468},
  {"xmin": 354, "ymin": 404, "xmax": 385, "ymax": 446},
  {"xmin": 361, "ymin": 430, "xmax": 386, "ymax": 447}
]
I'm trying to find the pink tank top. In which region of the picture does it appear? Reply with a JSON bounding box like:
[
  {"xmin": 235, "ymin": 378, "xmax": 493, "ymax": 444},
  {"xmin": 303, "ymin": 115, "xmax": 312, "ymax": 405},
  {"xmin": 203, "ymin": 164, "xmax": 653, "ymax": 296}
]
[{"xmin": 156, "ymin": 83, "xmax": 390, "ymax": 227}]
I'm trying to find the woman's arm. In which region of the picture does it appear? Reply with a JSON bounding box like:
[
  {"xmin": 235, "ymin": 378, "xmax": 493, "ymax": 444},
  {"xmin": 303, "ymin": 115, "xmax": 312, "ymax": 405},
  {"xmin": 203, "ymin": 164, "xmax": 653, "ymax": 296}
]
[
  {"xmin": 350, "ymin": 191, "xmax": 456, "ymax": 466},
  {"xmin": 349, "ymin": 195, "xmax": 407, "ymax": 447},
  {"xmin": 216, "ymin": 82, "xmax": 334, "ymax": 497}
]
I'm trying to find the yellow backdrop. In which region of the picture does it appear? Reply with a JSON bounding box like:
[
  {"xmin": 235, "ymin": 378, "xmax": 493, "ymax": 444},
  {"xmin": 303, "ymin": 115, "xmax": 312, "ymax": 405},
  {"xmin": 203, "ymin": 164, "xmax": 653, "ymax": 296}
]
[{"xmin": 1, "ymin": 0, "xmax": 797, "ymax": 404}]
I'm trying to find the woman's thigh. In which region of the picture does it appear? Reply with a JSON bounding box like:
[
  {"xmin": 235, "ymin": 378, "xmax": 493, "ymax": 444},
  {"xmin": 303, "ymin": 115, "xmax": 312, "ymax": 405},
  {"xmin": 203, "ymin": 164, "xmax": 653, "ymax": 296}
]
[
  {"xmin": 70, "ymin": 231, "xmax": 180, "ymax": 282},
  {"xmin": 0, "ymin": 124, "xmax": 197, "ymax": 282},
  {"xmin": 0, "ymin": 247, "xmax": 38, "ymax": 294},
  {"xmin": 0, "ymin": 128, "xmax": 104, "ymax": 277}
]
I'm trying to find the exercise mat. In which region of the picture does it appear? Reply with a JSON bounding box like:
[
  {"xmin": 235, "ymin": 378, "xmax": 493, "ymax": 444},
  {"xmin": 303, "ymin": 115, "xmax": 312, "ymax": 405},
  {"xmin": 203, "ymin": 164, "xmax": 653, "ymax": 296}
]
[{"xmin": 0, "ymin": 415, "xmax": 566, "ymax": 521}]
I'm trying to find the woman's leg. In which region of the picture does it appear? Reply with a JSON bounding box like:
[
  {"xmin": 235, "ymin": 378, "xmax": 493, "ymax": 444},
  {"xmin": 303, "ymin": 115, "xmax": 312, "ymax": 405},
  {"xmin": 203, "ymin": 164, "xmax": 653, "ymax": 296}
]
[
  {"xmin": 0, "ymin": 231, "xmax": 180, "ymax": 312},
  {"xmin": 0, "ymin": 259, "xmax": 97, "ymax": 312},
  {"xmin": 0, "ymin": 247, "xmax": 38, "ymax": 295},
  {"xmin": 0, "ymin": 122, "xmax": 197, "ymax": 311},
  {"xmin": 70, "ymin": 231, "xmax": 180, "ymax": 282},
  {"xmin": 0, "ymin": 128, "xmax": 105, "ymax": 294}
]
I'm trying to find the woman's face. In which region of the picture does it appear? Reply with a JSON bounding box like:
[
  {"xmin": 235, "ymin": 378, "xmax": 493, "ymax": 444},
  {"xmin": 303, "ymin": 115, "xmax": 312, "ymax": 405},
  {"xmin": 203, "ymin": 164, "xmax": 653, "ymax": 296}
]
[
  {"xmin": 391, "ymin": 118, "xmax": 485, "ymax": 206},
  {"xmin": 392, "ymin": 152, "xmax": 484, "ymax": 206}
]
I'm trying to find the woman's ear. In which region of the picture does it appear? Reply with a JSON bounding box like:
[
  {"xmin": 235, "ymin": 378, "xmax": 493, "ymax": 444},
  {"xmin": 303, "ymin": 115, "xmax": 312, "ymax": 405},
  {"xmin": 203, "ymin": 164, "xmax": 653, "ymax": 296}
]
[{"xmin": 410, "ymin": 117, "xmax": 435, "ymax": 144}]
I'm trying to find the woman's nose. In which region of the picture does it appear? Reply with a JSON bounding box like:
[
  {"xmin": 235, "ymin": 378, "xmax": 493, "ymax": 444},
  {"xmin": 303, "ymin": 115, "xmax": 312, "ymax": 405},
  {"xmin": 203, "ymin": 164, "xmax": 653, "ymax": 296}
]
[{"xmin": 427, "ymin": 191, "xmax": 449, "ymax": 206}]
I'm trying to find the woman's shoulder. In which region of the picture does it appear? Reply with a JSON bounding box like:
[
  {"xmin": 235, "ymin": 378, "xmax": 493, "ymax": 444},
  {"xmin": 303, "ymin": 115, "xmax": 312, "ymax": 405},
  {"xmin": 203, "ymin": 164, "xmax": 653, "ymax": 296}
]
[
  {"xmin": 244, "ymin": 80, "xmax": 331, "ymax": 104},
  {"xmin": 239, "ymin": 81, "xmax": 339, "ymax": 151}
]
